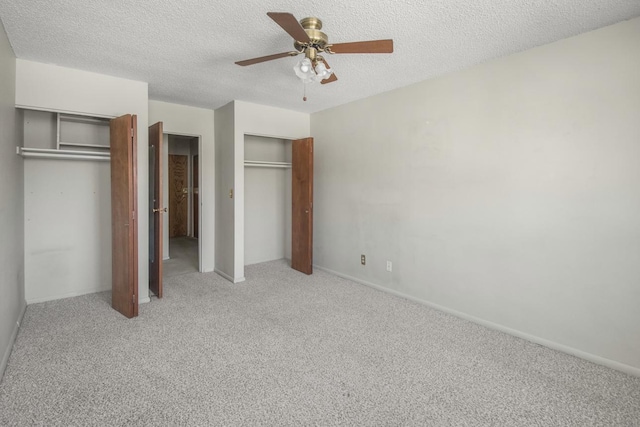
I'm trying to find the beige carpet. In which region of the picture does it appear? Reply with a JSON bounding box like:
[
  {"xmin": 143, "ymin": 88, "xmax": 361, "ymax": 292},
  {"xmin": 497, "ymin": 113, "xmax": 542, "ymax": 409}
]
[{"xmin": 1, "ymin": 260, "xmax": 639, "ymax": 426}]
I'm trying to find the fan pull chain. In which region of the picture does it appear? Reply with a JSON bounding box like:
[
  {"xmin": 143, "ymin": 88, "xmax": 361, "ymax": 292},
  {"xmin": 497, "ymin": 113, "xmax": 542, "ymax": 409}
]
[{"xmin": 303, "ymin": 82, "xmax": 307, "ymax": 102}]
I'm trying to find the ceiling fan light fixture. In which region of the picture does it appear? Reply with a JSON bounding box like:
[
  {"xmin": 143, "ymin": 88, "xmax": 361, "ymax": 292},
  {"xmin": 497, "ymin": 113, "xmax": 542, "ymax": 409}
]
[
  {"xmin": 300, "ymin": 59, "xmax": 311, "ymax": 73},
  {"xmin": 314, "ymin": 61, "xmax": 332, "ymax": 80},
  {"xmin": 294, "ymin": 58, "xmax": 316, "ymax": 82},
  {"xmin": 294, "ymin": 57, "xmax": 333, "ymax": 83}
]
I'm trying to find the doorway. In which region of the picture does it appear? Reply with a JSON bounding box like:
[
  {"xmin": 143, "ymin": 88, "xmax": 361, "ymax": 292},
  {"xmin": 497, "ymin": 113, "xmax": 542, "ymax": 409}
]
[{"xmin": 164, "ymin": 134, "xmax": 201, "ymax": 278}]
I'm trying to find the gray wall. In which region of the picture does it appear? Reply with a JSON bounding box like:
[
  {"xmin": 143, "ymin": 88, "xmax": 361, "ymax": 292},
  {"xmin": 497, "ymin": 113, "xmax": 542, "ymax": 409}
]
[
  {"xmin": 0, "ymin": 19, "xmax": 25, "ymax": 379},
  {"xmin": 311, "ymin": 18, "xmax": 640, "ymax": 372}
]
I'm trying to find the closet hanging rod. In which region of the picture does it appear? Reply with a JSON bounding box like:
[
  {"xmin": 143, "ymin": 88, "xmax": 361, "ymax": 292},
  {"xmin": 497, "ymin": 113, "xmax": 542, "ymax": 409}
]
[
  {"xmin": 244, "ymin": 160, "xmax": 292, "ymax": 168},
  {"xmin": 58, "ymin": 142, "xmax": 110, "ymax": 149},
  {"xmin": 17, "ymin": 147, "xmax": 110, "ymax": 161},
  {"xmin": 244, "ymin": 163, "xmax": 292, "ymax": 169}
]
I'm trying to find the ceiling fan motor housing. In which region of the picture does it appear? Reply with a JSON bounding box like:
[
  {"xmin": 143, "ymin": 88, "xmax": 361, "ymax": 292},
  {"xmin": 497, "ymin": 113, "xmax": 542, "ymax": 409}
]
[{"xmin": 294, "ymin": 17, "xmax": 329, "ymax": 59}]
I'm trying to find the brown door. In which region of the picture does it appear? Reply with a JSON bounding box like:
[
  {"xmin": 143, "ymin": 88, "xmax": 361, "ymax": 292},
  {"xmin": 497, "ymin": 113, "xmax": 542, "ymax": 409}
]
[
  {"xmin": 169, "ymin": 154, "xmax": 188, "ymax": 237},
  {"xmin": 110, "ymin": 114, "xmax": 138, "ymax": 318},
  {"xmin": 193, "ymin": 154, "xmax": 199, "ymax": 239},
  {"xmin": 291, "ymin": 138, "xmax": 313, "ymax": 274},
  {"xmin": 149, "ymin": 122, "xmax": 163, "ymax": 298}
]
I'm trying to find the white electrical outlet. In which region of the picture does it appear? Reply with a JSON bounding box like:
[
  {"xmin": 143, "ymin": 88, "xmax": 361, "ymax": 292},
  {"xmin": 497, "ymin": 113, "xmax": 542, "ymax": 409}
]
[{"xmin": 386, "ymin": 261, "xmax": 392, "ymax": 272}]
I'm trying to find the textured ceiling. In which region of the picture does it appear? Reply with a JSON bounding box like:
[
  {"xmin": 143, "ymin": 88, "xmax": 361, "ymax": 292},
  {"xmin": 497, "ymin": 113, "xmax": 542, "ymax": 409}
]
[{"xmin": 1, "ymin": 1, "xmax": 639, "ymax": 113}]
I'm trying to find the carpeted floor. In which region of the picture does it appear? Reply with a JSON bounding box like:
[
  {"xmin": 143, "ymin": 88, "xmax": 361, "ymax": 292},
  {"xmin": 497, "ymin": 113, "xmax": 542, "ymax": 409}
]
[{"xmin": 1, "ymin": 260, "xmax": 639, "ymax": 426}]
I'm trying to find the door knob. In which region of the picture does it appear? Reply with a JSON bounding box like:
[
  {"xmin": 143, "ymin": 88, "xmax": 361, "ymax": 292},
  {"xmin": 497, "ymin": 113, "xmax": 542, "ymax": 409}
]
[{"xmin": 153, "ymin": 207, "xmax": 167, "ymax": 213}]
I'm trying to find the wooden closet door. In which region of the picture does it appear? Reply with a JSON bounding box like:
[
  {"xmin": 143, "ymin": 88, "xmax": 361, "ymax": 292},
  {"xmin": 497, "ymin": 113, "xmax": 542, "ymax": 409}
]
[
  {"xmin": 291, "ymin": 138, "xmax": 313, "ymax": 274},
  {"xmin": 110, "ymin": 114, "xmax": 138, "ymax": 318}
]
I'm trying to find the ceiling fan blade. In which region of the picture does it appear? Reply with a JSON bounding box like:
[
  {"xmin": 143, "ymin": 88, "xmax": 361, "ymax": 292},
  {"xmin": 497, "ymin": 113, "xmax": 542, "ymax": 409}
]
[
  {"xmin": 321, "ymin": 73, "xmax": 338, "ymax": 85},
  {"xmin": 328, "ymin": 39, "xmax": 394, "ymax": 54},
  {"xmin": 235, "ymin": 52, "xmax": 295, "ymax": 66},
  {"xmin": 267, "ymin": 12, "xmax": 311, "ymax": 43},
  {"xmin": 320, "ymin": 58, "xmax": 338, "ymax": 84}
]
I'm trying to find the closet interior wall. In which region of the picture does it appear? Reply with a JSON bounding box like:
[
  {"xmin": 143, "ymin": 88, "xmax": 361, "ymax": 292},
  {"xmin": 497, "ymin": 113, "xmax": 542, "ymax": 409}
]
[
  {"xmin": 244, "ymin": 135, "xmax": 292, "ymax": 265},
  {"xmin": 22, "ymin": 109, "xmax": 112, "ymax": 303}
]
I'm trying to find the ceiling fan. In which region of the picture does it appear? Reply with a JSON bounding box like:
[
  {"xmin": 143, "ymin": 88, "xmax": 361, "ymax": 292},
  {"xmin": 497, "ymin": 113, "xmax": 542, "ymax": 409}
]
[{"xmin": 235, "ymin": 12, "xmax": 394, "ymax": 86}]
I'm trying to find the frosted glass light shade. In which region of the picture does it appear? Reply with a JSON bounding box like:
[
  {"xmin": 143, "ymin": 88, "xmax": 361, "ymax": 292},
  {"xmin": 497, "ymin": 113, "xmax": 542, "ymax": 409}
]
[
  {"xmin": 294, "ymin": 58, "xmax": 316, "ymax": 83},
  {"xmin": 314, "ymin": 62, "xmax": 332, "ymax": 80},
  {"xmin": 294, "ymin": 58, "xmax": 333, "ymax": 83}
]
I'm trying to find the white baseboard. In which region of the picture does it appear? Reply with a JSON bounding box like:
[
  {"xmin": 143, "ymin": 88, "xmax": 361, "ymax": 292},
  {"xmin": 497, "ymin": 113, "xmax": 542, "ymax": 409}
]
[
  {"xmin": 215, "ymin": 269, "xmax": 245, "ymax": 283},
  {"xmin": 28, "ymin": 288, "xmax": 150, "ymax": 306},
  {"xmin": 314, "ymin": 265, "xmax": 640, "ymax": 378},
  {"xmin": 26, "ymin": 286, "xmax": 111, "ymax": 304},
  {"xmin": 1, "ymin": 300, "xmax": 27, "ymax": 381}
]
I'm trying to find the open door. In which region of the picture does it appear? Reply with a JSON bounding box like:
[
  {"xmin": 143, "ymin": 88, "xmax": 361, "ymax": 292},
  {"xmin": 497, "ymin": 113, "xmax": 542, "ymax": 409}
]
[
  {"xmin": 110, "ymin": 114, "xmax": 138, "ymax": 318},
  {"xmin": 149, "ymin": 122, "xmax": 163, "ymax": 298},
  {"xmin": 291, "ymin": 137, "xmax": 313, "ymax": 274},
  {"xmin": 193, "ymin": 154, "xmax": 199, "ymax": 239}
]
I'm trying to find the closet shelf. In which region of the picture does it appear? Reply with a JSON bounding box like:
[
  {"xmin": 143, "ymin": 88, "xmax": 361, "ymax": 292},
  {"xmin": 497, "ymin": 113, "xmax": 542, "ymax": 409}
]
[
  {"xmin": 244, "ymin": 160, "xmax": 292, "ymax": 169},
  {"xmin": 17, "ymin": 147, "xmax": 110, "ymax": 161},
  {"xmin": 59, "ymin": 114, "xmax": 110, "ymax": 126},
  {"xmin": 59, "ymin": 142, "xmax": 110, "ymax": 149}
]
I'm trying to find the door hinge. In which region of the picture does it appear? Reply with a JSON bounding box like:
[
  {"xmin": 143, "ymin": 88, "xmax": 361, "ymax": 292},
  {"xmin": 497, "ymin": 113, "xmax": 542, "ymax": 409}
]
[
  {"xmin": 131, "ymin": 128, "xmax": 135, "ymax": 140},
  {"xmin": 133, "ymin": 294, "xmax": 136, "ymax": 304}
]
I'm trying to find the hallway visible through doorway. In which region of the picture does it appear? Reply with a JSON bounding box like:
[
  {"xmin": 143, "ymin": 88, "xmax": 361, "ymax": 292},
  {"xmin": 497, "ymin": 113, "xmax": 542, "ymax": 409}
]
[
  {"xmin": 163, "ymin": 237, "xmax": 198, "ymax": 278},
  {"xmin": 161, "ymin": 133, "xmax": 201, "ymax": 280}
]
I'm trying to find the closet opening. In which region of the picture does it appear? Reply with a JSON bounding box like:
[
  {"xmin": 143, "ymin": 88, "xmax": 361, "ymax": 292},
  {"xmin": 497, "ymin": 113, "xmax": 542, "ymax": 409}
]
[
  {"xmin": 244, "ymin": 135, "xmax": 292, "ymax": 266},
  {"xmin": 163, "ymin": 133, "xmax": 201, "ymax": 278}
]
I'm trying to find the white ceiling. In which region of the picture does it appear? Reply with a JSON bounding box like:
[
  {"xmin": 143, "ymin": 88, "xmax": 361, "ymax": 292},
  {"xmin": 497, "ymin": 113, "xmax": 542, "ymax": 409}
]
[{"xmin": 1, "ymin": 1, "xmax": 639, "ymax": 114}]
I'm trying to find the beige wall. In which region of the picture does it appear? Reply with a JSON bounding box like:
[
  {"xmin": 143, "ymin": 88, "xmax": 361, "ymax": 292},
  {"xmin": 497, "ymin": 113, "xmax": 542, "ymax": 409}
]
[
  {"xmin": 0, "ymin": 20, "xmax": 25, "ymax": 380},
  {"xmin": 311, "ymin": 18, "xmax": 640, "ymax": 374}
]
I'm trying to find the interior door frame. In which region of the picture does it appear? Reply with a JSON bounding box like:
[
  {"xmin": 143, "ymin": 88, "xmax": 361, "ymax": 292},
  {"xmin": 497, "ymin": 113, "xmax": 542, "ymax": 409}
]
[{"xmin": 163, "ymin": 132, "xmax": 202, "ymax": 272}]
